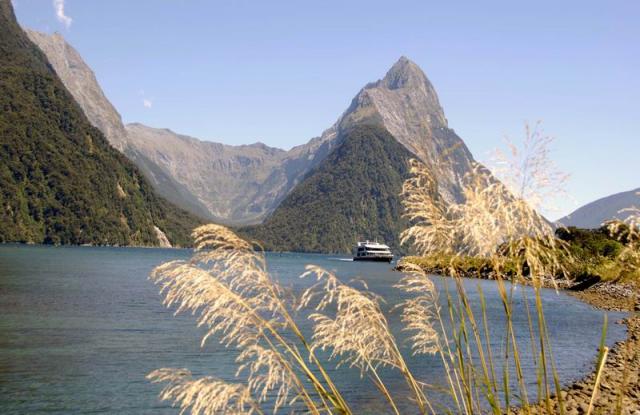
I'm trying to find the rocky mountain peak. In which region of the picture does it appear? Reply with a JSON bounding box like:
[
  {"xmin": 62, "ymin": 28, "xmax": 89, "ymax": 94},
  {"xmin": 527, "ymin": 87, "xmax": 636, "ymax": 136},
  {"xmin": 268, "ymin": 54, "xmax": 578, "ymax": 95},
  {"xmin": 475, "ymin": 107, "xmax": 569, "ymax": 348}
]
[
  {"xmin": 382, "ymin": 56, "xmax": 427, "ymax": 90},
  {"xmin": 340, "ymin": 56, "xmax": 449, "ymax": 140},
  {"xmin": 335, "ymin": 57, "xmax": 468, "ymax": 202}
]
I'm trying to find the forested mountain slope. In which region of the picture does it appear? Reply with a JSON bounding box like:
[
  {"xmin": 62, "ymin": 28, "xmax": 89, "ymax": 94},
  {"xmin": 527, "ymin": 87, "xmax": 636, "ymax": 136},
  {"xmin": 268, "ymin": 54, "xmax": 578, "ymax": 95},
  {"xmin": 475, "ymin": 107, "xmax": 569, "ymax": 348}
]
[
  {"xmin": 0, "ymin": 1, "xmax": 202, "ymax": 246},
  {"xmin": 241, "ymin": 125, "xmax": 414, "ymax": 254}
]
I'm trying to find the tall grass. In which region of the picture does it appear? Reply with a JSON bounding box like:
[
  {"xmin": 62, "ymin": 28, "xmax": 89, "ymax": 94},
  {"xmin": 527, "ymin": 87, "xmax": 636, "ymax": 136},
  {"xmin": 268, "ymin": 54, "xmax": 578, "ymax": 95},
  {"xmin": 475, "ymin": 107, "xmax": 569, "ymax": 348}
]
[
  {"xmin": 146, "ymin": 125, "xmax": 623, "ymax": 414},
  {"xmin": 605, "ymin": 199, "xmax": 640, "ymax": 283}
]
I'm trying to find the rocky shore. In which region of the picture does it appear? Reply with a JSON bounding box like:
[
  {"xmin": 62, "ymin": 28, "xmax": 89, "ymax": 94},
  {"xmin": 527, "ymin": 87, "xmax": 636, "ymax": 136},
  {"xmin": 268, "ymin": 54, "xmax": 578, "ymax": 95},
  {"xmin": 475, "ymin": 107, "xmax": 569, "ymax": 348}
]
[
  {"xmin": 568, "ymin": 281, "xmax": 639, "ymax": 312},
  {"xmin": 396, "ymin": 260, "xmax": 640, "ymax": 414},
  {"xmin": 515, "ymin": 282, "xmax": 639, "ymax": 415}
]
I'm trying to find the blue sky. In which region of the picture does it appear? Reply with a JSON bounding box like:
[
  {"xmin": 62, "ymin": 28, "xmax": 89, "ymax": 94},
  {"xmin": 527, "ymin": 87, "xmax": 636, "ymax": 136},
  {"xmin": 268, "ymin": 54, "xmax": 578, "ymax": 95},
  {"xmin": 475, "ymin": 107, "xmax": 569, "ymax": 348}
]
[{"xmin": 13, "ymin": 0, "xmax": 639, "ymax": 219}]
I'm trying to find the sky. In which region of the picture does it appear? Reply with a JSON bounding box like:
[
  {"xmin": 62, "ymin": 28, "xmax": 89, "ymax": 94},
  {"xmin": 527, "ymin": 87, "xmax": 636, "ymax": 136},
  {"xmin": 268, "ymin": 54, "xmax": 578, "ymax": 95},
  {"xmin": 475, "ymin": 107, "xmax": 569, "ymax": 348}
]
[{"xmin": 12, "ymin": 0, "xmax": 639, "ymax": 220}]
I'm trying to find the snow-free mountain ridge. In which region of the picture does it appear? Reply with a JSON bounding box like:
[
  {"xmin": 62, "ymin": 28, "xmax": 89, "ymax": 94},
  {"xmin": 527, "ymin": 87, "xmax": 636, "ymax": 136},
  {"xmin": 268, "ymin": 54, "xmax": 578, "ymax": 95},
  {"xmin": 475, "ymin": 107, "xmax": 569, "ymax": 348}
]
[
  {"xmin": 558, "ymin": 188, "xmax": 640, "ymax": 229},
  {"xmin": 27, "ymin": 31, "xmax": 478, "ymax": 226}
]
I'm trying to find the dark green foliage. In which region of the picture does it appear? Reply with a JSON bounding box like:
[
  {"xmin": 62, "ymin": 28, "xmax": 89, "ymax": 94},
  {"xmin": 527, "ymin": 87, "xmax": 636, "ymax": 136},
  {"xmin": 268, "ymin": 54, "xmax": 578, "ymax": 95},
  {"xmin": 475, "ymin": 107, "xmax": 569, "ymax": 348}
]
[
  {"xmin": 556, "ymin": 226, "xmax": 624, "ymax": 260},
  {"xmin": 403, "ymin": 226, "xmax": 640, "ymax": 283},
  {"xmin": 400, "ymin": 254, "xmax": 517, "ymax": 279},
  {"xmin": 241, "ymin": 124, "xmax": 414, "ymax": 254},
  {"xmin": 602, "ymin": 220, "xmax": 640, "ymax": 246},
  {"xmin": 0, "ymin": 2, "xmax": 202, "ymax": 246},
  {"xmin": 556, "ymin": 225, "xmax": 639, "ymax": 282}
]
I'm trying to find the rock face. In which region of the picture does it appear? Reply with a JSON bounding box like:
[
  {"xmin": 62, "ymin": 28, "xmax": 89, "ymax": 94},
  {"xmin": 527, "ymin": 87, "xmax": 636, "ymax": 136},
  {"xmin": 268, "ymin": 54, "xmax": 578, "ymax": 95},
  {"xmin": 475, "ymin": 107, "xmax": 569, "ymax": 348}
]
[
  {"xmin": 336, "ymin": 56, "xmax": 475, "ymax": 203},
  {"xmin": 558, "ymin": 188, "xmax": 640, "ymax": 229},
  {"xmin": 122, "ymin": 123, "xmax": 345, "ymax": 224},
  {"xmin": 25, "ymin": 30, "xmax": 129, "ymax": 151},
  {"xmin": 27, "ymin": 30, "xmax": 477, "ymax": 225},
  {"xmin": 153, "ymin": 226, "xmax": 172, "ymax": 248},
  {"xmin": 124, "ymin": 124, "xmax": 289, "ymax": 224}
]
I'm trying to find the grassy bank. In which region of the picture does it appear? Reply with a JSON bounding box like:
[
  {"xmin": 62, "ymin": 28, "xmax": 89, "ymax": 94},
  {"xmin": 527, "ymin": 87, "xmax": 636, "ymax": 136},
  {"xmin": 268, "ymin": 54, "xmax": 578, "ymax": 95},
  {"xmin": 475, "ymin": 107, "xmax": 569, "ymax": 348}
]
[
  {"xmin": 398, "ymin": 226, "xmax": 640, "ymax": 414},
  {"xmin": 399, "ymin": 225, "xmax": 640, "ymax": 289}
]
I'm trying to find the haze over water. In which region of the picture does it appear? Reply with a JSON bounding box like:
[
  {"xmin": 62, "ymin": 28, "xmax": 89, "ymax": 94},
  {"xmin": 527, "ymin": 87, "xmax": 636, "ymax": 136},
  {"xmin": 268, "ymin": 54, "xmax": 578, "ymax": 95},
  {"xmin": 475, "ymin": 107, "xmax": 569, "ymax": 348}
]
[{"xmin": 0, "ymin": 245, "xmax": 627, "ymax": 414}]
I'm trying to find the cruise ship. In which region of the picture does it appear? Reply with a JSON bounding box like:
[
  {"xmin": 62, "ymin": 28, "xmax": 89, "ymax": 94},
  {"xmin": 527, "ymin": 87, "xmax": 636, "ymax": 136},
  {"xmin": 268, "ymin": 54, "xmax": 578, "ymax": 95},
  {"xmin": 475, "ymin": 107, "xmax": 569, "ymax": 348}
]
[{"xmin": 353, "ymin": 241, "xmax": 394, "ymax": 262}]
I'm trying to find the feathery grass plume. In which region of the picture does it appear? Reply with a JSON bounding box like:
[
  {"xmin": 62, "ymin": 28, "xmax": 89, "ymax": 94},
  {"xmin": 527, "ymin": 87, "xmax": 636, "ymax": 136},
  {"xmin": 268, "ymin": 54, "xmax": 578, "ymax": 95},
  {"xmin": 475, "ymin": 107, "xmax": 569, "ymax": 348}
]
[
  {"xmin": 192, "ymin": 223, "xmax": 254, "ymax": 251},
  {"xmin": 150, "ymin": 259, "xmax": 269, "ymax": 348},
  {"xmin": 619, "ymin": 196, "xmax": 640, "ymax": 246},
  {"xmin": 605, "ymin": 199, "xmax": 640, "ymax": 281},
  {"xmin": 487, "ymin": 124, "xmax": 572, "ymax": 285},
  {"xmin": 300, "ymin": 265, "xmax": 432, "ymax": 414},
  {"xmin": 489, "ymin": 125, "xmax": 574, "ymax": 286},
  {"xmin": 147, "ymin": 368, "xmax": 261, "ymax": 415},
  {"xmin": 451, "ymin": 165, "xmax": 511, "ymax": 257},
  {"xmin": 490, "ymin": 122, "xmax": 569, "ymax": 215},
  {"xmin": 402, "ymin": 158, "xmax": 567, "ymax": 286},
  {"xmin": 300, "ymin": 265, "xmax": 400, "ymax": 371},
  {"xmin": 150, "ymin": 225, "xmax": 355, "ymax": 415},
  {"xmin": 190, "ymin": 224, "xmax": 284, "ymax": 317},
  {"xmin": 150, "ymin": 227, "xmax": 302, "ymax": 413},
  {"xmin": 400, "ymin": 158, "xmax": 459, "ymax": 255},
  {"xmin": 393, "ymin": 262, "xmax": 439, "ymax": 356},
  {"xmin": 236, "ymin": 344, "xmax": 295, "ymax": 412},
  {"xmin": 398, "ymin": 123, "xmax": 576, "ymax": 413}
]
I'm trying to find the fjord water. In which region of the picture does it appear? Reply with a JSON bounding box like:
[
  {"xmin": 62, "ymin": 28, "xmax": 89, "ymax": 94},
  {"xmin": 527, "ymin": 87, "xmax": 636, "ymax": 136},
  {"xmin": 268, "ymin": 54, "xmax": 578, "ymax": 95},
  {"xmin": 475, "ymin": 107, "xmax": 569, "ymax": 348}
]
[{"xmin": 0, "ymin": 245, "xmax": 626, "ymax": 414}]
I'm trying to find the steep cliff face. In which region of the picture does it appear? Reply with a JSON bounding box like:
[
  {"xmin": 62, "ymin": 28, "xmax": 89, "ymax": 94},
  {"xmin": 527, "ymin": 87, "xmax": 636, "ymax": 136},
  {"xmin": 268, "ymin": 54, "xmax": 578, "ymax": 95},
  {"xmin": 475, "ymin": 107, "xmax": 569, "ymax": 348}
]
[
  {"xmin": 25, "ymin": 30, "xmax": 129, "ymax": 151},
  {"xmin": 27, "ymin": 29, "xmax": 477, "ymax": 226},
  {"xmin": 124, "ymin": 123, "xmax": 290, "ymax": 224},
  {"xmin": 122, "ymin": 122, "xmax": 346, "ymax": 225},
  {"xmin": 335, "ymin": 57, "xmax": 475, "ymax": 203}
]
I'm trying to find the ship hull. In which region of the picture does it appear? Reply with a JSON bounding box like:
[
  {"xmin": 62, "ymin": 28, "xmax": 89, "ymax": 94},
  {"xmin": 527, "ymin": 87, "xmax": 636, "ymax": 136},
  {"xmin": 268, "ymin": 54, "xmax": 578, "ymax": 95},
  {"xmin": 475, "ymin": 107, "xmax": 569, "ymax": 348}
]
[{"xmin": 353, "ymin": 256, "xmax": 393, "ymax": 263}]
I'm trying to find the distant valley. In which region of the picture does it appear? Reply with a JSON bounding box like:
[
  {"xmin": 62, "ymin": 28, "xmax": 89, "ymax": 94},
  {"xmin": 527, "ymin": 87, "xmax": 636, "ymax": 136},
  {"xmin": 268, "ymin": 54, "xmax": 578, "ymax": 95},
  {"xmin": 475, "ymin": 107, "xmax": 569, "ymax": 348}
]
[{"xmin": 27, "ymin": 29, "xmax": 341, "ymax": 225}]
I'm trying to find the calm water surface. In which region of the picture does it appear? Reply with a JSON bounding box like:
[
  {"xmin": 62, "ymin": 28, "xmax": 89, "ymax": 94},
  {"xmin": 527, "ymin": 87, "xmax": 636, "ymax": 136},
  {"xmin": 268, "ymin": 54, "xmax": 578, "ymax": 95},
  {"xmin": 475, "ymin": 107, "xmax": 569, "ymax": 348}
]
[{"xmin": 0, "ymin": 245, "xmax": 627, "ymax": 414}]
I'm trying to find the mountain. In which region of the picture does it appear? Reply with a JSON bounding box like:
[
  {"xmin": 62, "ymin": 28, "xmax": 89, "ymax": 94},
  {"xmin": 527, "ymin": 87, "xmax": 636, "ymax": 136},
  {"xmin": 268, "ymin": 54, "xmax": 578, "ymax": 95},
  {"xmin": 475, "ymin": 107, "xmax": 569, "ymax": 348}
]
[
  {"xmin": 27, "ymin": 31, "xmax": 475, "ymax": 226},
  {"xmin": 122, "ymin": 123, "xmax": 339, "ymax": 225},
  {"xmin": 0, "ymin": 1, "xmax": 202, "ymax": 246},
  {"xmin": 26, "ymin": 29, "xmax": 341, "ymax": 224},
  {"xmin": 25, "ymin": 27, "xmax": 483, "ymax": 252},
  {"xmin": 242, "ymin": 59, "xmax": 481, "ymax": 253},
  {"xmin": 23, "ymin": 29, "xmax": 212, "ymax": 221},
  {"xmin": 25, "ymin": 30, "xmax": 129, "ymax": 151},
  {"xmin": 241, "ymin": 125, "xmax": 414, "ymax": 253},
  {"xmin": 558, "ymin": 188, "xmax": 640, "ymax": 229},
  {"xmin": 335, "ymin": 57, "xmax": 474, "ymax": 203}
]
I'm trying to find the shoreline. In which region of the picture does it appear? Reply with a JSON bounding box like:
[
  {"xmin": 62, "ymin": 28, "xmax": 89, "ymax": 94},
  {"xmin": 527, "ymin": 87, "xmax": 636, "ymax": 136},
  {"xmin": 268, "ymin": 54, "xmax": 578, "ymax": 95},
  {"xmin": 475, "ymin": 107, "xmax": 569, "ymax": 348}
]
[
  {"xmin": 396, "ymin": 260, "xmax": 640, "ymax": 414},
  {"xmin": 0, "ymin": 241, "xmax": 192, "ymax": 250},
  {"xmin": 522, "ymin": 282, "xmax": 639, "ymax": 414}
]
